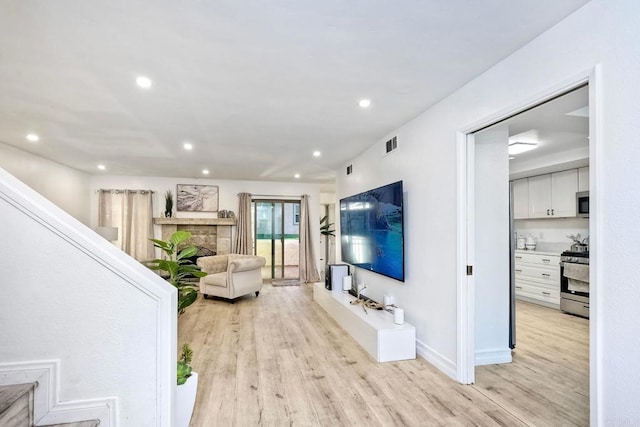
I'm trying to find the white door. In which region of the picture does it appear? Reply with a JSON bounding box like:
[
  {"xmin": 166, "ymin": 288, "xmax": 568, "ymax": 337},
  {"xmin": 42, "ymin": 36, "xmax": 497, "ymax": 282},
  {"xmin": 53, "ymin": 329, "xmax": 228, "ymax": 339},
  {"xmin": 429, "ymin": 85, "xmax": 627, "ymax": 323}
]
[
  {"xmin": 473, "ymin": 124, "xmax": 512, "ymax": 366},
  {"xmin": 551, "ymin": 169, "xmax": 578, "ymax": 217},
  {"xmin": 528, "ymin": 174, "xmax": 552, "ymax": 218}
]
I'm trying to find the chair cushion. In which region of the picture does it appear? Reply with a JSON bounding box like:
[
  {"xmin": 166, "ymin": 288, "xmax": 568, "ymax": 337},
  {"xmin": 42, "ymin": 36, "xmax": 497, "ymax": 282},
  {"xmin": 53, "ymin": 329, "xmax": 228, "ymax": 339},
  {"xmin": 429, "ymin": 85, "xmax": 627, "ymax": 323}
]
[{"xmin": 202, "ymin": 271, "xmax": 227, "ymax": 288}]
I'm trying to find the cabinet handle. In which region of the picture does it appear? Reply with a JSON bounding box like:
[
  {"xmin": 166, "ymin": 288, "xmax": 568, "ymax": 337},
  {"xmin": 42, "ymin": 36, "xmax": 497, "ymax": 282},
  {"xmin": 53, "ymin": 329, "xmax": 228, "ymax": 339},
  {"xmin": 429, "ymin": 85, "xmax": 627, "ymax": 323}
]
[
  {"xmin": 542, "ymin": 291, "xmax": 551, "ymax": 296},
  {"xmin": 551, "ymin": 209, "xmax": 555, "ymax": 215},
  {"xmin": 515, "ymin": 256, "xmax": 522, "ymax": 260},
  {"xmin": 542, "ymin": 273, "xmax": 550, "ymax": 277},
  {"xmin": 547, "ymin": 209, "xmax": 550, "ymax": 215},
  {"xmin": 542, "ymin": 259, "xmax": 550, "ymax": 263},
  {"xmin": 516, "ymin": 286, "xmax": 523, "ymax": 289},
  {"xmin": 515, "ymin": 269, "xmax": 522, "ymax": 273}
]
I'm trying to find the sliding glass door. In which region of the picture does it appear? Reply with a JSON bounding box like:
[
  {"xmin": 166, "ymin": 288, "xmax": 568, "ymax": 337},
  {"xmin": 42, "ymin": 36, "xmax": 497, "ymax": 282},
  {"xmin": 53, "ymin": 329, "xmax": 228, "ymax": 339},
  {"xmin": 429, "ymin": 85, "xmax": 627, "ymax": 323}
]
[{"xmin": 252, "ymin": 200, "xmax": 300, "ymax": 280}]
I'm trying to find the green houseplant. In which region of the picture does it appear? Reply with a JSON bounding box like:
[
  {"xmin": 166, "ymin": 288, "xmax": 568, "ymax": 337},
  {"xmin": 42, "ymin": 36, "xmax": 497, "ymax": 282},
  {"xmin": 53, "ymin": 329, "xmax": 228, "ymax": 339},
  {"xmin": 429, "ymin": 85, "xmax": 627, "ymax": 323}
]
[
  {"xmin": 177, "ymin": 343, "xmax": 193, "ymax": 385},
  {"xmin": 164, "ymin": 190, "xmax": 174, "ymax": 218},
  {"xmin": 146, "ymin": 230, "xmax": 206, "ymax": 314},
  {"xmin": 320, "ymin": 215, "xmax": 335, "ymax": 237}
]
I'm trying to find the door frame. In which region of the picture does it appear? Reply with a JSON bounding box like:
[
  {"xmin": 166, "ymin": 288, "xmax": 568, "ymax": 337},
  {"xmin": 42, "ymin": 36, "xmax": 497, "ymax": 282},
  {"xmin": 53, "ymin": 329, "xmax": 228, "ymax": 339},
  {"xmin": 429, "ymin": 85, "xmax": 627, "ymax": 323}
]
[{"xmin": 456, "ymin": 66, "xmax": 602, "ymax": 424}]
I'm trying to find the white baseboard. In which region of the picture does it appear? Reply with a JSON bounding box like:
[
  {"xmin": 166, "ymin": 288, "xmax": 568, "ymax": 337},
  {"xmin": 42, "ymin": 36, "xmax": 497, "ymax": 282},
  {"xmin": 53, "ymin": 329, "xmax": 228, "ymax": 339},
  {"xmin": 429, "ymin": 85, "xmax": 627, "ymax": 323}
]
[
  {"xmin": 0, "ymin": 360, "xmax": 117, "ymax": 427},
  {"xmin": 416, "ymin": 339, "xmax": 457, "ymax": 381},
  {"xmin": 475, "ymin": 348, "xmax": 512, "ymax": 366}
]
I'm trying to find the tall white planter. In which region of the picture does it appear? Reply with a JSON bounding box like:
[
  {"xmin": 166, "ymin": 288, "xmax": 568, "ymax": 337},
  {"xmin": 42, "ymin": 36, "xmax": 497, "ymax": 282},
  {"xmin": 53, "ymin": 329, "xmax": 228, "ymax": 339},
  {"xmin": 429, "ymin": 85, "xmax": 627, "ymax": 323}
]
[{"xmin": 176, "ymin": 372, "xmax": 198, "ymax": 427}]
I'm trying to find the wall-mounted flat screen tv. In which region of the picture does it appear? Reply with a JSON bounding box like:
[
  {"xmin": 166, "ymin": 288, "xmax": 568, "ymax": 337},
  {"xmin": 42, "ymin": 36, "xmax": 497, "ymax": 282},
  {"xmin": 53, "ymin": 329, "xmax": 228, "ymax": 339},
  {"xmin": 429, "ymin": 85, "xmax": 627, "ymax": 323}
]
[{"xmin": 339, "ymin": 180, "xmax": 404, "ymax": 282}]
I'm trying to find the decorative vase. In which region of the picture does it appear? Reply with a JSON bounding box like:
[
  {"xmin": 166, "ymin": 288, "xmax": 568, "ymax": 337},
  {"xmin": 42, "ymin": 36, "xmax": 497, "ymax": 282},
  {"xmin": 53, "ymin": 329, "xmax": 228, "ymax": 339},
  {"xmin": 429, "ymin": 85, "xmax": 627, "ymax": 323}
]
[{"xmin": 176, "ymin": 372, "xmax": 198, "ymax": 427}]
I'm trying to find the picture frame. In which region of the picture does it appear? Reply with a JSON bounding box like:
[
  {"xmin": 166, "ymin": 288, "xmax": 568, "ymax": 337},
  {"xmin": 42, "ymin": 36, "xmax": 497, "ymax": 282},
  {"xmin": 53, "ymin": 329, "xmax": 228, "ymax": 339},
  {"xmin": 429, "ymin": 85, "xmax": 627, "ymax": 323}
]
[{"xmin": 176, "ymin": 184, "xmax": 219, "ymax": 212}]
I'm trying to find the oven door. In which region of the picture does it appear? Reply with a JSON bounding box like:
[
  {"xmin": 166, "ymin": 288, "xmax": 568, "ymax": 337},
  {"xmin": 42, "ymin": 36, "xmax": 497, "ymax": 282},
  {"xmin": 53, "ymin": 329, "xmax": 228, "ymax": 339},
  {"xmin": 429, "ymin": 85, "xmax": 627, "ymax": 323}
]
[{"xmin": 560, "ymin": 262, "xmax": 589, "ymax": 318}]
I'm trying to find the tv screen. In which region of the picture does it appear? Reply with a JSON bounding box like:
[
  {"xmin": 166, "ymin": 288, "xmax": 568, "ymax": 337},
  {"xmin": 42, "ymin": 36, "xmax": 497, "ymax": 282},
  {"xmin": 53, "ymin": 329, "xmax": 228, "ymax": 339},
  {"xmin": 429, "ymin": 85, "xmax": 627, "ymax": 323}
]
[{"xmin": 339, "ymin": 181, "xmax": 404, "ymax": 282}]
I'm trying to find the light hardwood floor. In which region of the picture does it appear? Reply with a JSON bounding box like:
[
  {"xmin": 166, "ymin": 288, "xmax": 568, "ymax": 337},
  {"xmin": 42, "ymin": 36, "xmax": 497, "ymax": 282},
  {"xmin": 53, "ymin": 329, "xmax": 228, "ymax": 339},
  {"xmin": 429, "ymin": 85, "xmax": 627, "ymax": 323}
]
[{"xmin": 178, "ymin": 285, "xmax": 588, "ymax": 426}]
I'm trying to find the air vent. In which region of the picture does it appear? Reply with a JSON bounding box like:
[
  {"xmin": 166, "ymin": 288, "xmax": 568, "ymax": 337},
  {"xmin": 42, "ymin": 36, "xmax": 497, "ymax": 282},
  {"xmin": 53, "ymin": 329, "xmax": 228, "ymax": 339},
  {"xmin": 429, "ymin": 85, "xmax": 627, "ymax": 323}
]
[
  {"xmin": 346, "ymin": 164, "xmax": 353, "ymax": 175},
  {"xmin": 385, "ymin": 136, "xmax": 398, "ymax": 154}
]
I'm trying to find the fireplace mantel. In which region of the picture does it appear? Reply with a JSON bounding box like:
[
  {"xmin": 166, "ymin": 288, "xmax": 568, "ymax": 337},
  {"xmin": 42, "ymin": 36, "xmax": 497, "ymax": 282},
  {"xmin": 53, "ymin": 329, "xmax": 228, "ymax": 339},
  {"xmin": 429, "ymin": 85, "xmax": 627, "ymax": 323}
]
[
  {"xmin": 153, "ymin": 217, "xmax": 237, "ymax": 226},
  {"xmin": 153, "ymin": 217, "xmax": 236, "ymax": 254}
]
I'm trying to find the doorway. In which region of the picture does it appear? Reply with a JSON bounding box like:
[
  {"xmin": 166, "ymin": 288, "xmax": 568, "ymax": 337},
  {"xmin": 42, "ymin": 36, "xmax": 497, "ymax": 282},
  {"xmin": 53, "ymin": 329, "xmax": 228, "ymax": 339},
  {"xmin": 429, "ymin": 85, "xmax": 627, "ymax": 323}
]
[
  {"xmin": 252, "ymin": 199, "xmax": 300, "ymax": 280},
  {"xmin": 457, "ymin": 71, "xmax": 599, "ymax": 423}
]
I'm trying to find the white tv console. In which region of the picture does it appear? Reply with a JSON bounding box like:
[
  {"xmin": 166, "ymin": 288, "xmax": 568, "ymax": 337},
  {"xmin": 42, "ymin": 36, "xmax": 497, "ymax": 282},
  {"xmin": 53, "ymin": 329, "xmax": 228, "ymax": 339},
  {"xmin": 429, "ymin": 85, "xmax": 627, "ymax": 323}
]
[{"xmin": 313, "ymin": 283, "xmax": 416, "ymax": 362}]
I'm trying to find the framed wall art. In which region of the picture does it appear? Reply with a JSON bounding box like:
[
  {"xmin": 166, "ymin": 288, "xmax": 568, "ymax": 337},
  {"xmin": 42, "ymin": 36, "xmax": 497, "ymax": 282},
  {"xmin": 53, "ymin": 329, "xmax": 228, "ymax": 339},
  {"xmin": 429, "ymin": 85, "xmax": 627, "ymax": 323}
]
[{"xmin": 176, "ymin": 184, "xmax": 219, "ymax": 212}]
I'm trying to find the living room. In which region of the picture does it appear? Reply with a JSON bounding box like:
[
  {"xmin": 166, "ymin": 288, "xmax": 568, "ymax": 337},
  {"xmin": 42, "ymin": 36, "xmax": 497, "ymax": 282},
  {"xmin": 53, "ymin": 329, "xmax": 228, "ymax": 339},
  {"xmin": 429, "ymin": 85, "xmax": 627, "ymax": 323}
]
[{"xmin": 2, "ymin": 0, "xmax": 640, "ymax": 426}]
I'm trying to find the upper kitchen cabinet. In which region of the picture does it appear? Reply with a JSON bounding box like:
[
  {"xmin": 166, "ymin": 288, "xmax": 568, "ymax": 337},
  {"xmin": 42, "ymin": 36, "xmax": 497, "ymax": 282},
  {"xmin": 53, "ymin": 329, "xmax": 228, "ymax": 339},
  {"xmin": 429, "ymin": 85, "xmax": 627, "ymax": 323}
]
[
  {"xmin": 512, "ymin": 178, "xmax": 529, "ymax": 219},
  {"xmin": 578, "ymin": 166, "xmax": 589, "ymax": 192},
  {"xmin": 528, "ymin": 169, "xmax": 578, "ymax": 218}
]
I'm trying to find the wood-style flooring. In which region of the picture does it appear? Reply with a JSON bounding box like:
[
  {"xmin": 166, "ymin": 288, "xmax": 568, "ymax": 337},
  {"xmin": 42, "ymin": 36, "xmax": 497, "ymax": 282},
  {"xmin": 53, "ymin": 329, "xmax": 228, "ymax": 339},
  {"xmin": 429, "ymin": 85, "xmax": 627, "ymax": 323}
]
[{"xmin": 178, "ymin": 284, "xmax": 588, "ymax": 426}]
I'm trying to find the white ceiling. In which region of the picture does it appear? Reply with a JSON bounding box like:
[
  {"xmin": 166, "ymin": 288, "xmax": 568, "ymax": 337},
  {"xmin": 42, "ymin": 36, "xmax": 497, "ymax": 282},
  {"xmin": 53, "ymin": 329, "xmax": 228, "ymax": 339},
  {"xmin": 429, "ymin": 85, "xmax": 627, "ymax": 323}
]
[{"xmin": 0, "ymin": 1, "xmax": 590, "ymax": 188}]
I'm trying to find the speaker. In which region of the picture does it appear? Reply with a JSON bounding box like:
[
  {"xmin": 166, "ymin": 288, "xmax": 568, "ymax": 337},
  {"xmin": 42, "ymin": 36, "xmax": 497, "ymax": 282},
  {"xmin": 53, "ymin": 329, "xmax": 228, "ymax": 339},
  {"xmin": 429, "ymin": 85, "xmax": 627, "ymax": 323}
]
[{"xmin": 326, "ymin": 264, "xmax": 350, "ymax": 291}]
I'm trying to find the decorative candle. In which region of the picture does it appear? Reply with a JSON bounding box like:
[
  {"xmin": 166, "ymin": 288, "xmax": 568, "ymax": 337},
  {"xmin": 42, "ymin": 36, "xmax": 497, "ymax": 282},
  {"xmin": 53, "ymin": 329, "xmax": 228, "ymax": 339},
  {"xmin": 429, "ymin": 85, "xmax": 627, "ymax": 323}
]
[
  {"xmin": 394, "ymin": 308, "xmax": 405, "ymax": 325},
  {"xmin": 383, "ymin": 294, "xmax": 394, "ymax": 307},
  {"xmin": 342, "ymin": 275, "xmax": 352, "ymax": 291}
]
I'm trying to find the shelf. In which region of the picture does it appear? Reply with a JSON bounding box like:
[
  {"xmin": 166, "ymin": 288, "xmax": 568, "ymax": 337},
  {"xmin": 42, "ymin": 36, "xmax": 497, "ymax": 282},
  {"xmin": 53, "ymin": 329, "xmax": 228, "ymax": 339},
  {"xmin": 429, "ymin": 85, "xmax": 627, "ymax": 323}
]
[
  {"xmin": 153, "ymin": 217, "xmax": 237, "ymax": 226},
  {"xmin": 313, "ymin": 283, "xmax": 416, "ymax": 362}
]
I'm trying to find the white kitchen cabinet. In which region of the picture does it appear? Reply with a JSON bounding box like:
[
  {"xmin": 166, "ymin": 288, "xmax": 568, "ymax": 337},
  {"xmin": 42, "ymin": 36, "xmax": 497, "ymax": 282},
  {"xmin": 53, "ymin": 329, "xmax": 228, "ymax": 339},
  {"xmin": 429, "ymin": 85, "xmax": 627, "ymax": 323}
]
[
  {"xmin": 578, "ymin": 166, "xmax": 589, "ymax": 192},
  {"xmin": 514, "ymin": 251, "xmax": 560, "ymax": 308},
  {"xmin": 527, "ymin": 169, "xmax": 578, "ymax": 218},
  {"xmin": 512, "ymin": 178, "xmax": 529, "ymax": 219}
]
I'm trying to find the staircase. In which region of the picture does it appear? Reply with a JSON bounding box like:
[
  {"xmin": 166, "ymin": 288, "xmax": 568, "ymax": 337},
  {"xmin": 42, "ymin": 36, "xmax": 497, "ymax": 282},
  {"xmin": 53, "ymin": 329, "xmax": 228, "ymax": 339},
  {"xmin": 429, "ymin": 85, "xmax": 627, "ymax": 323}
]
[{"xmin": 0, "ymin": 383, "xmax": 99, "ymax": 427}]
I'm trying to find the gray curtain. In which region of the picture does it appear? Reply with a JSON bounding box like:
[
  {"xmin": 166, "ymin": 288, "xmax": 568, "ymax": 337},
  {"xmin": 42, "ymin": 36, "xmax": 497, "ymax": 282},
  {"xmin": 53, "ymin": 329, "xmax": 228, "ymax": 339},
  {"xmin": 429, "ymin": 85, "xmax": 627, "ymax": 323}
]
[
  {"xmin": 233, "ymin": 192, "xmax": 253, "ymax": 254},
  {"xmin": 98, "ymin": 189, "xmax": 154, "ymax": 261},
  {"xmin": 299, "ymin": 194, "xmax": 320, "ymax": 283}
]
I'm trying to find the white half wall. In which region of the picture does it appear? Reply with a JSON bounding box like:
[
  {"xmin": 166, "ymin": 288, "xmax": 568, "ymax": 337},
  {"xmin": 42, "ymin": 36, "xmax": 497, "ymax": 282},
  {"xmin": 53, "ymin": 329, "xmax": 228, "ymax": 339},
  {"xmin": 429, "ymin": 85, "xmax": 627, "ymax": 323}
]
[
  {"xmin": 0, "ymin": 142, "xmax": 90, "ymax": 224},
  {"xmin": 0, "ymin": 166, "xmax": 176, "ymax": 426},
  {"xmin": 336, "ymin": 0, "xmax": 640, "ymax": 423}
]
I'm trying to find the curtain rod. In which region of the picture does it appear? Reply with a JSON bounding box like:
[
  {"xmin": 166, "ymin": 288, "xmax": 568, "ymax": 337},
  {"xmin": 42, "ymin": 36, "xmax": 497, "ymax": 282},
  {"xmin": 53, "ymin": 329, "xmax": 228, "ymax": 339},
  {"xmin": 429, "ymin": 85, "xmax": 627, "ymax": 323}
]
[
  {"xmin": 96, "ymin": 189, "xmax": 155, "ymax": 194},
  {"xmin": 244, "ymin": 194, "xmax": 304, "ymax": 199}
]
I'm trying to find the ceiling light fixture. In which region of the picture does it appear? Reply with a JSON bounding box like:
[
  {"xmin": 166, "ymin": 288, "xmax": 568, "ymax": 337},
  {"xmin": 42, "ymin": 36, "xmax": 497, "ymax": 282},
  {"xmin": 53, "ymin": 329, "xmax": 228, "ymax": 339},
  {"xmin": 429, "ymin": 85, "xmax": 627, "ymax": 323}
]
[
  {"xmin": 358, "ymin": 99, "xmax": 371, "ymax": 108},
  {"xmin": 294, "ymin": 173, "xmax": 300, "ymax": 179},
  {"xmin": 26, "ymin": 133, "xmax": 39, "ymax": 142},
  {"xmin": 313, "ymin": 150, "xmax": 321, "ymax": 157},
  {"xmin": 508, "ymin": 141, "xmax": 538, "ymax": 155},
  {"xmin": 136, "ymin": 76, "xmax": 153, "ymax": 89},
  {"xmin": 183, "ymin": 142, "xmax": 193, "ymax": 150},
  {"xmin": 97, "ymin": 164, "xmax": 106, "ymax": 170},
  {"xmin": 202, "ymin": 169, "xmax": 209, "ymax": 175}
]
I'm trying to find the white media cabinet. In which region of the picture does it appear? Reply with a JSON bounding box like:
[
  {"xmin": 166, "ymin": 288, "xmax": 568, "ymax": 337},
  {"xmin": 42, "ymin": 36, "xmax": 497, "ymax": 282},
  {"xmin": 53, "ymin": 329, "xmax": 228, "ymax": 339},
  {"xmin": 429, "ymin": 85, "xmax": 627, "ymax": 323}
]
[{"xmin": 313, "ymin": 283, "xmax": 416, "ymax": 362}]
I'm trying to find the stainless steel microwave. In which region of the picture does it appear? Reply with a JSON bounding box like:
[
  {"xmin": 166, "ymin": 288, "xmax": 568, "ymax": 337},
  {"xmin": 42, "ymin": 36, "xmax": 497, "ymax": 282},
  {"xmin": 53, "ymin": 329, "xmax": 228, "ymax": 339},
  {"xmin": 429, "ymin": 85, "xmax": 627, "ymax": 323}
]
[{"xmin": 576, "ymin": 191, "xmax": 589, "ymax": 218}]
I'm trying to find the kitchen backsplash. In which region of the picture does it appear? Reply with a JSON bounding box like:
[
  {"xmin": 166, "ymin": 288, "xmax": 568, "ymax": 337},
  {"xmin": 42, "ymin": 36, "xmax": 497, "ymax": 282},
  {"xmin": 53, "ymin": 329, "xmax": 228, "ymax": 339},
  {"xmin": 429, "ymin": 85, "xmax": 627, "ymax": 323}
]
[{"xmin": 515, "ymin": 217, "xmax": 589, "ymax": 248}]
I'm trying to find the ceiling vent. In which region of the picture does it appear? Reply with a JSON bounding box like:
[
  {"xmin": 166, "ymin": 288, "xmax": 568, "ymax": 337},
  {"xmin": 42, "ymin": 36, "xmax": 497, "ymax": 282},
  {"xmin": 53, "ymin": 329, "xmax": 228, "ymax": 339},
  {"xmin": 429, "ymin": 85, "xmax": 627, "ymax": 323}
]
[
  {"xmin": 384, "ymin": 136, "xmax": 398, "ymax": 155},
  {"xmin": 346, "ymin": 164, "xmax": 353, "ymax": 175}
]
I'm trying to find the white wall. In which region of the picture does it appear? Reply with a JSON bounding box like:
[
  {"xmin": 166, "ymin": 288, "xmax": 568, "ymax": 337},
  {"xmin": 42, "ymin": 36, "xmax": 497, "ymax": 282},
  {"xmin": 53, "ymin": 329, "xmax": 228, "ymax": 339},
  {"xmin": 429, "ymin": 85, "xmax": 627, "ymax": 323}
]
[
  {"xmin": 0, "ymin": 142, "xmax": 91, "ymax": 224},
  {"xmin": 89, "ymin": 175, "xmax": 322, "ymax": 268},
  {"xmin": 336, "ymin": 0, "xmax": 640, "ymax": 422},
  {"xmin": 515, "ymin": 217, "xmax": 589, "ymax": 249},
  {"xmin": 0, "ymin": 167, "xmax": 176, "ymax": 426}
]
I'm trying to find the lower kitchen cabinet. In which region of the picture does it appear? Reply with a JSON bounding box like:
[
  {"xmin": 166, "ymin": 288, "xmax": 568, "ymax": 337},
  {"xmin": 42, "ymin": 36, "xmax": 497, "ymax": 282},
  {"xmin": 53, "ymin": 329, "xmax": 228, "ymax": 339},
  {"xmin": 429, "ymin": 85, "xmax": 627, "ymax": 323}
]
[{"xmin": 514, "ymin": 251, "xmax": 561, "ymax": 308}]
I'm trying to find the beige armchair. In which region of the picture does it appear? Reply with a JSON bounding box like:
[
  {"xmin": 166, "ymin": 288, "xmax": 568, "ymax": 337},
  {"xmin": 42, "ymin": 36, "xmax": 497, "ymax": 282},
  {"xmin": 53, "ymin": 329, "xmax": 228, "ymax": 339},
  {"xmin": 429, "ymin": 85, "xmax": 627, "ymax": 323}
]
[{"xmin": 196, "ymin": 254, "xmax": 266, "ymax": 301}]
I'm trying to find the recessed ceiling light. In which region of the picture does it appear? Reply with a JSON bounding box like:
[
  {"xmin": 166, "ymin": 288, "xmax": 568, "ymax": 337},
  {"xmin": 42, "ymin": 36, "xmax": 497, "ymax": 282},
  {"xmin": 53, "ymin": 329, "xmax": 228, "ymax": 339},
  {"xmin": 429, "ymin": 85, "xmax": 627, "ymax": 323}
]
[
  {"xmin": 358, "ymin": 99, "xmax": 371, "ymax": 108},
  {"xmin": 183, "ymin": 142, "xmax": 193, "ymax": 150},
  {"xmin": 136, "ymin": 76, "xmax": 153, "ymax": 89},
  {"xmin": 294, "ymin": 173, "xmax": 300, "ymax": 179},
  {"xmin": 26, "ymin": 133, "xmax": 39, "ymax": 142},
  {"xmin": 509, "ymin": 156, "xmax": 515, "ymax": 160},
  {"xmin": 97, "ymin": 164, "xmax": 106, "ymax": 170},
  {"xmin": 202, "ymin": 169, "xmax": 209, "ymax": 175},
  {"xmin": 313, "ymin": 151, "xmax": 321, "ymax": 157},
  {"xmin": 508, "ymin": 142, "xmax": 538, "ymax": 155}
]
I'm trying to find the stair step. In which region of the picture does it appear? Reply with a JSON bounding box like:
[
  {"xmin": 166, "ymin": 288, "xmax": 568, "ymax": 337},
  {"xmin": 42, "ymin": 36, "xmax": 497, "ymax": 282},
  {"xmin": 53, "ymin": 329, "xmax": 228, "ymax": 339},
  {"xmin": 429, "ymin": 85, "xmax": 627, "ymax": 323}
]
[
  {"xmin": 0, "ymin": 383, "xmax": 36, "ymax": 427},
  {"xmin": 40, "ymin": 422, "xmax": 100, "ymax": 427}
]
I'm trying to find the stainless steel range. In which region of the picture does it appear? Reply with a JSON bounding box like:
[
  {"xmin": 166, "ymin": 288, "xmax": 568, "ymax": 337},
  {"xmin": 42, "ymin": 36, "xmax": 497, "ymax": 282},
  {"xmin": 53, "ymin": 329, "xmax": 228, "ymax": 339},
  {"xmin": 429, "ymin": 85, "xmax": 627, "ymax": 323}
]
[{"xmin": 560, "ymin": 250, "xmax": 589, "ymax": 318}]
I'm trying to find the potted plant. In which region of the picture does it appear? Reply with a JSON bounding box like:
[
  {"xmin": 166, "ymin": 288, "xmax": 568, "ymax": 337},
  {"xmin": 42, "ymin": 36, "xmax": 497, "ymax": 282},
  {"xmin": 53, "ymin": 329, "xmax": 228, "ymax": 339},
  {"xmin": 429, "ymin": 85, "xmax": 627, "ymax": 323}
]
[
  {"xmin": 146, "ymin": 230, "xmax": 206, "ymax": 314},
  {"xmin": 176, "ymin": 343, "xmax": 198, "ymax": 427},
  {"xmin": 164, "ymin": 190, "xmax": 174, "ymax": 218}
]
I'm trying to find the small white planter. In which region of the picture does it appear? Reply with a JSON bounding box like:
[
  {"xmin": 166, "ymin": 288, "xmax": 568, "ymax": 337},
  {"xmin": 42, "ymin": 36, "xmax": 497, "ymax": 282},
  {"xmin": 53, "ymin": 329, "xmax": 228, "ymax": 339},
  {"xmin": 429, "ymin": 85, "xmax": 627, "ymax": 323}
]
[{"xmin": 176, "ymin": 372, "xmax": 198, "ymax": 427}]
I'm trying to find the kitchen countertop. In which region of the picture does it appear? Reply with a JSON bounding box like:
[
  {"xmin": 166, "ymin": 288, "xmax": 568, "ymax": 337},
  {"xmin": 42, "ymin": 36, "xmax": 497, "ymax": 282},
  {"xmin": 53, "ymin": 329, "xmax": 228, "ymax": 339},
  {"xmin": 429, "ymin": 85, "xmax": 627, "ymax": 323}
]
[{"xmin": 515, "ymin": 248, "xmax": 562, "ymax": 256}]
